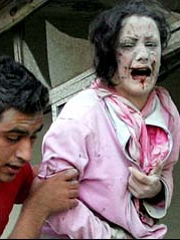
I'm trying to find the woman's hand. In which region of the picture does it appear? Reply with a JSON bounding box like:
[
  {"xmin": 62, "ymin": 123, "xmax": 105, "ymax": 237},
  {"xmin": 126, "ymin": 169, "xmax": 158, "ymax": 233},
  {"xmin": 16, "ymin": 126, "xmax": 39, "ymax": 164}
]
[{"xmin": 128, "ymin": 162, "xmax": 163, "ymax": 199}]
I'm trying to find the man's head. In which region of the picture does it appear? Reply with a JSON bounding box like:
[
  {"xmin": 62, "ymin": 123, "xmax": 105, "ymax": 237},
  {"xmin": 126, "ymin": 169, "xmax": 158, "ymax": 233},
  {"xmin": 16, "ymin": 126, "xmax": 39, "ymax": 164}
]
[
  {"xmin": 0, "ymin": 56, "xmax": 49, "ymax": 182},
  {"xmin": 0, "ymin": 55, "xmax": 49, "ymax": 116}
]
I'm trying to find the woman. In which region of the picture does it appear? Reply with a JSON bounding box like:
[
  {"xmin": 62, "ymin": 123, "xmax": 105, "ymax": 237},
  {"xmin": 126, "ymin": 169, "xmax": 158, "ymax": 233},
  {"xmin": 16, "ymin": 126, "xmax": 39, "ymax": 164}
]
[{"xmin": 38, "ymin": 0, "xmax": 180, "ymax": 238}]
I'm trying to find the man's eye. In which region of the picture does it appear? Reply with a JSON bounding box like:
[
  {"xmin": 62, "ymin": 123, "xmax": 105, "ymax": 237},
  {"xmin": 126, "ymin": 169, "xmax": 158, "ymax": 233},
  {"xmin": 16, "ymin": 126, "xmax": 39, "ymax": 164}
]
[{"xmin": 6, "ymin": 136, "xmax": 21, "ymax": 143}]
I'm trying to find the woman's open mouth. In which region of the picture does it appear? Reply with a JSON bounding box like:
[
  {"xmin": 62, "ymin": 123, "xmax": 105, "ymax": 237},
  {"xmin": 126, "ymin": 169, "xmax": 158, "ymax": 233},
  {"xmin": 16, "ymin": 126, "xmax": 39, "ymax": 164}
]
[{"xmin": 131, "ymin": 67, "xmax": 151, "ymax": 81}]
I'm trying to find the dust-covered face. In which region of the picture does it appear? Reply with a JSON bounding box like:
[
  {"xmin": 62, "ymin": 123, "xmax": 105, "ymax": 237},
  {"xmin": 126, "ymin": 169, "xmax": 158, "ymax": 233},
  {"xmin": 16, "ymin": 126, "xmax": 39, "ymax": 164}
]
[{"xmin": 115, "ymin": 15, "xmax": 161, "ymax": 107}]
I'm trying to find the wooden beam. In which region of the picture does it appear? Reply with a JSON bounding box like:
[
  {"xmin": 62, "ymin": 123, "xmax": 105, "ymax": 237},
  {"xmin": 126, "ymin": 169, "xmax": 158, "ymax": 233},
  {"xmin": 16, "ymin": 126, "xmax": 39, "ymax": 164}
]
[
  {"xmin": 13, "ymin": 24, "xmax": 24, "ymax": 63},
  {"xmin": 50, "ymin": 68, "xmax": 95, "ymax": 121},
  {"xmin": 163, "ymin": 20, "xmax": 180, "ymax": 57},
  {"xmin": 170, "ymin": 19, "xmax": 180, "ymax": 33},
  {"xmin": 0, "ymin": 0, "xmax": 49, "ymax": 35}
]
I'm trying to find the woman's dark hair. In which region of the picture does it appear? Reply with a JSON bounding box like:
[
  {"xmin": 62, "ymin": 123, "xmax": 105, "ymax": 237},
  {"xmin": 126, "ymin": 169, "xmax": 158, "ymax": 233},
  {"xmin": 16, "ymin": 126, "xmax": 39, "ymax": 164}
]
[
  {"xmin": 0, "ymin": 55, "xmax": 49, "ymax": 116},
  {"xmin": 89, "ymin": 0, "xmax": 171, "ymax": 85}
]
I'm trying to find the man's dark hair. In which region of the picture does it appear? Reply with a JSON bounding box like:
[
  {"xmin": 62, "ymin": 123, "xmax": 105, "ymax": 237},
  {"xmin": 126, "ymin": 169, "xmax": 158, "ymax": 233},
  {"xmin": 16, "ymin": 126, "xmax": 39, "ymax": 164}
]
[
  {"xmin": 89, "ymin": 0, "xmax": 171, "ymax": 85},
  {"xmin": 0, "ymin": 55, "xmax": 49, "ymax": 116}
]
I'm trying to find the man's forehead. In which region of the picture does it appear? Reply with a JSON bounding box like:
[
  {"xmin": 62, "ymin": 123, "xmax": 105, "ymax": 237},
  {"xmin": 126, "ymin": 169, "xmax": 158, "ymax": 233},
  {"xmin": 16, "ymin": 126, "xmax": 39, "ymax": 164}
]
[{"xmin": 0, "ymin": 108, "xmax": 44, "ymax": 132}]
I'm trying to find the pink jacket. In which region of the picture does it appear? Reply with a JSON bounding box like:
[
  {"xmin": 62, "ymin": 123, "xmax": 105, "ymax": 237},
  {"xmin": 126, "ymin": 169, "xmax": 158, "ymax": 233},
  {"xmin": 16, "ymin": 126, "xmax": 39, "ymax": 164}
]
[{"xmin": 39, "ymin": 86, "xmax": 180, "ymax": 239}]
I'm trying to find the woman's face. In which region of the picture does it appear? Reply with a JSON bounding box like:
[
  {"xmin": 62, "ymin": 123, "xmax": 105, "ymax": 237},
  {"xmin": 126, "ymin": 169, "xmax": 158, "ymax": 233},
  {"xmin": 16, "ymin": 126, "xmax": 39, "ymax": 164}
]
[{"xmin": 114, "ymin": 15, "xmax": 161, "ymax": 108}]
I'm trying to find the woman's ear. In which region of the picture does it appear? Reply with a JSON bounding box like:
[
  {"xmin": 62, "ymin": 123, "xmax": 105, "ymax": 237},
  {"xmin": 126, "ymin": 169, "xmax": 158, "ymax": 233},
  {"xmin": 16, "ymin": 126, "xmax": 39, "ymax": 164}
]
[{"xmin": 112, "ymin": 72, "xmax": 120, "ymax": 85}]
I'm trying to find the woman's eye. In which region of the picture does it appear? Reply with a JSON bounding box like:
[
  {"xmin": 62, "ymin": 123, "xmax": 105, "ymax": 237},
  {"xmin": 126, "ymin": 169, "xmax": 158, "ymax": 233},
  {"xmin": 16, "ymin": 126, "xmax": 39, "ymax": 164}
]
[
  {"xmin": 121, "ymin": 43, "xmax": 134, "ymax": 48},
  {"xmin": 145, "ymin": 42, "xmax": 157, "ymax": 47}
]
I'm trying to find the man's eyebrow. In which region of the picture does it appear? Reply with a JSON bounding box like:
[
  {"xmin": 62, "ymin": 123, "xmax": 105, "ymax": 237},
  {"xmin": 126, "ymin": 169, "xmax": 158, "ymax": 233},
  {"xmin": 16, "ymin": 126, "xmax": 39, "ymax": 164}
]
[
  {"xmin": 5, "ymin": 128, "xmax": 29, "ymax": 135},
  {"xmin": 5, "ymin": 124, "xmax": 44, "ymax": 135}
]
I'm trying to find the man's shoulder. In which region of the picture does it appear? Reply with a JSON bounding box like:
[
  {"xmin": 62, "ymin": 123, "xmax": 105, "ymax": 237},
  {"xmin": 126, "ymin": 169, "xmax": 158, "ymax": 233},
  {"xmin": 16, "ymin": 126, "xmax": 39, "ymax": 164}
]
[{"xmin": 0, "ymin": 163, "xmax": 33, "ymax": 236}]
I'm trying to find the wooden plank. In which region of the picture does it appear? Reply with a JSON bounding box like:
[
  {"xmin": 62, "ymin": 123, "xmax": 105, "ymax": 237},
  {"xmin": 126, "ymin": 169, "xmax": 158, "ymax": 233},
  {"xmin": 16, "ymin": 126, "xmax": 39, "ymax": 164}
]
[
  {"xmin": 0, "ymin": 0, "xmax": 49, "ymax": 34},
  {"xmin": 50, "ymin": 68, "xmax": 95, "ymax": 105},
  {"xmin": 163, "ymin": 22, "xmax": 180, "ymax": 56},
  {"xmin": 170, "ymin": 19, "xmax": 180, "ymax": 33},
  {"xmin": 50, "ymin": 68, "xmax": 95, "ymax": 121},
  {"xmin": 13, "ymin": 24, "xmax": 24, "ymax": 63}
]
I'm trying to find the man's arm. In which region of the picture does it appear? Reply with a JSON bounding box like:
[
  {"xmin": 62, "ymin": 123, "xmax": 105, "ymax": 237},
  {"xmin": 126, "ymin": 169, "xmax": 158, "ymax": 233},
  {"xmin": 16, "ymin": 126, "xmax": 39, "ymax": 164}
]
[{"xmin": 8, "ymin": 168, "xmax": 79, "ymax": 239}]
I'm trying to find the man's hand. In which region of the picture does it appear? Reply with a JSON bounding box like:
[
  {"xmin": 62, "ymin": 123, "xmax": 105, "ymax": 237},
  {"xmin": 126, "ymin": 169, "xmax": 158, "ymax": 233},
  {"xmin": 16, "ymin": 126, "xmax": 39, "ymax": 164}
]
[
  {"xmin": 29, "ymin": 168, "xmax": 79, "ymax": 217},
  {"xmin": 128, "ymin": 162, "xmax": 163, "ymax": 199},
  {"xmin": 9, "ymin": 168, "xmax": 79, "ymax": 239}
]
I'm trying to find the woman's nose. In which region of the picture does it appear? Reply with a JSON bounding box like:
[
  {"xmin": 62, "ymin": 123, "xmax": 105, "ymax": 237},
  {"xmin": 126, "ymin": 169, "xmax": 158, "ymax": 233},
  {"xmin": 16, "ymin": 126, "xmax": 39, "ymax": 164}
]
[{"xmin": 135, "ymin": 45, "xmax": 149, "ymax": 62}]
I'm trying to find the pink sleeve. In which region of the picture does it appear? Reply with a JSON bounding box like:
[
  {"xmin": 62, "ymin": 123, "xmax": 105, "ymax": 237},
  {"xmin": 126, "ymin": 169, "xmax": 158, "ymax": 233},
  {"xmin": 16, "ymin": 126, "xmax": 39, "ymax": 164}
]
[
  {"xmin": 39, "ymin": 119, "xmax": 92, "ymax": 179},
  {"xmin": 38, "ymin": 119, "xmax": 111, "ymax": 238},
  {"xmin": 43, "ymin": 201, "xmax": 111, "ymax": 239}
]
